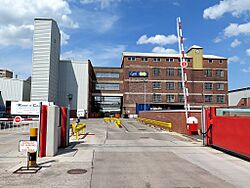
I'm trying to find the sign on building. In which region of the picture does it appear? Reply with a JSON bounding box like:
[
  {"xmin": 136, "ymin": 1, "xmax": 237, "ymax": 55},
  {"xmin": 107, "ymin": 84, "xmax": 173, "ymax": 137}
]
[
  {"xmin": 11, "ymin": 101, "xmax": 41, "ymax": 115},
  {"xmin": 19, "ymin": 140, "xmax": 38, "ymax": 153},
  {"xmin": 129, "ymin": 71, "xmax": 148, "ymax": 77}
]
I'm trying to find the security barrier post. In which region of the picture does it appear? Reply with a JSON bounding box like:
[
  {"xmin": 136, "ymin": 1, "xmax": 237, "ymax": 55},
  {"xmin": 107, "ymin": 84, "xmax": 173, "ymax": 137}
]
[{"xmin": 29, "ymin": 128, "xmax": 38, "ymax": 166}]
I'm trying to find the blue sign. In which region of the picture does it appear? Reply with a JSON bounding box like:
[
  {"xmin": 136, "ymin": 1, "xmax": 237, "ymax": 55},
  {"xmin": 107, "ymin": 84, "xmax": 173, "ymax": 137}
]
[{"xmin": 129, "ymin": 71, "xmax": 148, "ymax": 77}]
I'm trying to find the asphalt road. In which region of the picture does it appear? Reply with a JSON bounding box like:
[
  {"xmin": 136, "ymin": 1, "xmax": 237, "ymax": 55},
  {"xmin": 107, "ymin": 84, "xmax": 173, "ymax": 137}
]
[{"xmin": 0, "ymin": 119, "xmax": 250, "ymax": 188}]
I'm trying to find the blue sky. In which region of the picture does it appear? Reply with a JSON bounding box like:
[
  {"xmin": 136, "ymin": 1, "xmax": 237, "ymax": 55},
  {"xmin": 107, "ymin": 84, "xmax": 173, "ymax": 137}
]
[{"xmin": 0, "ymin": 0, "xmax": 250, "ymax": 90}]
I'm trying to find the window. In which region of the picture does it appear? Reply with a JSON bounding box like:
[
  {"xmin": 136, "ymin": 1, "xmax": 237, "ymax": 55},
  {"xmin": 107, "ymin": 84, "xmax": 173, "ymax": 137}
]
[
  {"xmin": 95, "ymin": 83, "xmax": 120, "ymax": 90},
  {"xmin": 178, "ymin": 82, "xmax": 183, "ymax": 89},
  {"xmin": 216, "ymin": 83, "xmax": 224, "ymax": 90},
  {"xmin": 187, "ymin": 59, "xmax": 192, "ymax": 63},
  {"xmin": 219, "ymin": 60, "xmax": 224, "ymax": 64},
  {"xmin": 166, "ymin": 68, "xmax": 174, "ymax": 76},
  {"xmin": 128, "ymin": 57, "xmax": 136, "ymax": 61},
  {"xmin": 166, "ymin": 82, "xmax": 175, "ymax": 90},
  {"xmin": 178, "ymin": 95, "xmax": 184, "ymax": 103},
  {"xmin": 141, "ymin": 57, "xmax": 148, "ymax": 62},
  {"xmin": 216, "ymin": 70, "xmax": 224, "ymax": 77},
  {"xmin": 153, "ymin": 82, "xmax": 161, "ymax": 89},
  {"xmin": 204, "ymin": 83, "xmax": 213, "ymax": 90},
  {"xmin": 208, "ymin": 59, "xmax": 213, "ymax": 63},
  {"xmin": 153, "ymin": 58, "xmax": 161, "ymax": 62},
  {"xmin": 166, "ymin": 95, "xmax": 175, "ymax": 103},
  {"xmin": 204, "ymin": 69, "xmax": 212, "ymax": 77},
  {"xmin": 217, "ymin": 95, "xmax": 225, "ymax": 103},
  {"xmin": 153, "ymin": 94, "xmax": 161, "ymax": 102},
  {"xmin": 153, "ymin": 68, "xmax": 160, "ymax": 76},
  {"xmin": 177, "ymin": 69, "xmax": 182, "ymax": 77},
  {"xmin": 205, "ymin": 95, "xmax": 213, "ymax": 103},
  {"xmin": 96, "ymin": 72, "xmax": 119, "ymax": 78},
  {"xmin": 166, "ymin": 58, "xmax": 174, "ymax": 62}
]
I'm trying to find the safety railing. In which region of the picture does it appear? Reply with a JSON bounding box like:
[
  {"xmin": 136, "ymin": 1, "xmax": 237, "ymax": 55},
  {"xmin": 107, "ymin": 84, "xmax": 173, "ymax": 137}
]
[
  {"xmin": 104, "ymin": 117, "xmax": 121, "ymax": 128},
  {"xmin": 70, "ymin": 123, "xmax": 86, "ymax": 140},
  {"xmin": 0, "ymin": 120, "xmax": 39, "ymax": 133},
  {"xmin": 137, "ymin": 117, "xmax": 172, "ymax": 131}
]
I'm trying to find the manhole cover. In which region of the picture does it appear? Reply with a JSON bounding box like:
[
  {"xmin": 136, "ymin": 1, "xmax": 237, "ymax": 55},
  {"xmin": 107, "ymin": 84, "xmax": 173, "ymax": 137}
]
[
  {"xmin": 140, "ymin": 137, "xmax": 149, "ymax": 139},
  {"xmin": 67, "ymin": 169, "xmax": 87, "ymax": 174},
  {"xmin": 138, "ymin": 128, "xmax": 146, "ymax": 131}
]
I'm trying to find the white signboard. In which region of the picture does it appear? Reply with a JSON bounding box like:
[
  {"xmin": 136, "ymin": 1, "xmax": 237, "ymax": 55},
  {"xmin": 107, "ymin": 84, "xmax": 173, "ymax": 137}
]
[
  {"xmin": 11, "ymin": 102, "xmax": 41, "ymax": 115},
  {"xmin": 77, "ymin": 109, "xmax": 85, "ymax": 117},
  {"xmin": 19, "ymin": 140, "xmax": 38, "ymax": 153}
]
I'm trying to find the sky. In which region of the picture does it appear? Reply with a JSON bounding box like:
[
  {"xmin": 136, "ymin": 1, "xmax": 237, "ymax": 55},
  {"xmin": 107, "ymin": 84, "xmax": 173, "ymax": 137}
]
[{"xmin": 0, "ymin": 0, "xmax": 250, "ymax": 90}]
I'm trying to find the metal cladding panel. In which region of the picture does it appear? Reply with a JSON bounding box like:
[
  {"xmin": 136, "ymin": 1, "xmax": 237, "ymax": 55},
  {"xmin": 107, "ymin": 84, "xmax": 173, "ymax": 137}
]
[
  {"xmin": 48, "ymin": 20, "xmax": 60, "ymax": 104},
  {"xmin": 31, "ymin": 19, "xmax": 60, "ymax": 104},
  {"xmin": 0, "ymin": 78, "xmax": 25, "ymax": 106},
  {"xmin": 31, "ymin": 19, "xmax": 52, "ymax": 102},
  {"xmin": 58, "ymin": 60, "xmax": 89, "ymax": 111}
]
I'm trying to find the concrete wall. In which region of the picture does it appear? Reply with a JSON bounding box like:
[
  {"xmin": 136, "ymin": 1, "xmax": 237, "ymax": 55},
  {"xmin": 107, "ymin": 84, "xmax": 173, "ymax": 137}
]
[
  {"xmin": 58, "ymin": 60, "xmax": 89, "ymax": 111},
  {"xmin": 139, "ymin": 110, "xmax": 202, "ymax": 134}
]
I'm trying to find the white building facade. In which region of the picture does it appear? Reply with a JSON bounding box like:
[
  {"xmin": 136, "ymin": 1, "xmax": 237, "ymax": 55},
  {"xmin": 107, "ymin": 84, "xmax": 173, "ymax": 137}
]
[{"xmin": 228, "ymin": 87, "xmax": 250, "ymax": 106}]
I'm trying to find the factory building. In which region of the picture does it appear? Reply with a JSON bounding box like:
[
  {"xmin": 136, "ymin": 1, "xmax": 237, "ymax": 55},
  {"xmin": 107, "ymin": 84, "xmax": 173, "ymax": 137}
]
[
  {"xmin": 0, "ymin": 77, "xmax": 31, "ymax": 113},
  {"xmin": 0, "ymin": 69, "xmax": 13, "ymax": 78},
  {"xmin": 228, "ymin": 87, "xmax": 250, "ymax": 106}
]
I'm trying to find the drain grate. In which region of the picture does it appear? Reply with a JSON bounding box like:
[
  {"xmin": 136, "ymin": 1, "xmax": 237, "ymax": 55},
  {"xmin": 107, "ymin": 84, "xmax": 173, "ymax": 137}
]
[
  {"xmin": 138, "ymin": 128, "xmax": 146, "ymax": 131},
  {"xmin": 140, "ymin": 136, "xmax": 149, "ymax": 139},
  {"xmin": 67, "ymin": 169, "xmax": 87, "ymax": 174}
]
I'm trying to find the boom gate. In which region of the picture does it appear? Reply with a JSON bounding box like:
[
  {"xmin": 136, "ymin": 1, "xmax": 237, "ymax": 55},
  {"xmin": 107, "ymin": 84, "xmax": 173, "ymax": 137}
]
[{"xmin": 205, "ymin": 106, "xmax": 250, "ymax": 160}]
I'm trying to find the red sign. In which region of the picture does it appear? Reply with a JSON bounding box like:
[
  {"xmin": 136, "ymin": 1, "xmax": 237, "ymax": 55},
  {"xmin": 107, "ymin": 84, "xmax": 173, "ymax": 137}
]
[
  {"xmin": 181, "ymin": 61, "xmax": 187, "ymax": 68},
  {"xmin": 14, "ymin": 116, "xmax": 22, "ymax": 124}
]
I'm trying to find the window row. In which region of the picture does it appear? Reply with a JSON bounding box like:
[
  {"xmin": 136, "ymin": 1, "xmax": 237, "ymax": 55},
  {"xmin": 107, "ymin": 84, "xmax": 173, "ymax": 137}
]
[
  {"xmin": 152, "ymin": 94, "xmax": 225, "ymax": 103},
  {"xmin": 96, "ymin": 72, "xmax": 120, "ymax": 78},
  {"xmin": 207, "ymin": 59, "xmax": 224, "ymax": 64},
  {"xmin": 153, "ymin": 68, "xmax": 225, "ymax": 77},
  {"xmin": 95, "ymin": 83, "xmax": 120, "ymax": 90},
  {"xmin": 127, "ymin": 57, "xmax": 192, "ymax": 63},
  {"xmin": 152, "ymin": 82, "xmax": 225, "ymax": 91}
]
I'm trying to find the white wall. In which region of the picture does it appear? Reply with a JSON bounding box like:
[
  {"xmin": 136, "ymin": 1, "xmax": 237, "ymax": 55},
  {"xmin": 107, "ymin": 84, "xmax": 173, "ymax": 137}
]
[
  {"xmin": 58, "ymin": 60, "xmax": 89, "ymax": 111},
  {"xmin": 229, "ymin": 88, "xmax": 250, "ymax": 106},
  {"xmin": 0, "ymin": 78, "xmax": 31, "ymax": 109}
]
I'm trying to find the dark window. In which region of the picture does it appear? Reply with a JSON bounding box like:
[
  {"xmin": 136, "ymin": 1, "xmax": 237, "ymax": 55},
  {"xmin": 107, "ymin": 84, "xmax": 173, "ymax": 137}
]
[
  {"xmin": 166, "ymin": 82, "xmax": 175, "ymax": 90},
  {"xmin": 219, "ymin": 60, "xmax": 224, "ymax": 64},
  {"xmin": 178, "ymin": 82, "xmax": 183, "ymax": 89},
  {"xmin": 204, "ymin": 69, "xmax": 212, "ymax": 77},
  {"xmin": 166, "ymin": 58, "xmax": 174, "ymax": 62},
  {"xmin": 177, "ymin": 69, "xmax": 182, "ymax": 77},
  {"xmin": 187, "ymin": 59, "xmax": 192, "ymax": 63},
  {"xmin": 128, "ymin": 57, "xmax": 136, "ymax": 61},
  {"xmin": 208, "ymin": 59, "xmax": 213, "ymax": 63},
  {"xmin": 96, "ymin": 72, "xmax": 119, "ymax": 78},
  {"xmin": 95, "ymin": 83, "xmax": 120, "ymax": 90},
  {"xmin": 205, "ymin": 95, "xmax": 213, "ymax": 103},
  {"xmin": 153, "ymin": 58, "xmax": 161, "ymax": 62},
  {"xmin": 178, "ymin": 95, "xmax": 184, "ymax": 103},
  {"xmin": 216, "ymin": 70, "xmax": 224, "ymax": 77},
  {"xmin": 204, "ymin": 83, "xmax": 213, "ymax": 90},
  {"xmin": 153, "ymin": 82, "xmax": 161, "ymax": 89},
  {"xmin": 166, "ymin": 68, "xmax": 174, "ymax": 76},
  {"xmin": 141, "ymin": 57, "xmax": 148, "ymax": 62},
  {"xmin": 217, "ymin": 95, "xmax": 225, "ymax": 103},
  {"xmin": 216, "ymin": 83, "xmax": 224, "ymax": 90},
  {"xmin": 153, "ymin": 68, "xmax": 160, "ymax": 76},
  {"xmin": 166, "ymin": 95, "xmax": 175, "ymax": 103},
  {"xmin": 153, "ymin": 94, "xmax": 161, "ymax": 102}
]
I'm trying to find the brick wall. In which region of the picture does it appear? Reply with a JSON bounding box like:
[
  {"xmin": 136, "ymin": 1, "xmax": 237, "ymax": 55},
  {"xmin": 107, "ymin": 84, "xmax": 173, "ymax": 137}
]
[{"xmin": 139, "ymin": 110, "xmax": 202, "ymax": 134}]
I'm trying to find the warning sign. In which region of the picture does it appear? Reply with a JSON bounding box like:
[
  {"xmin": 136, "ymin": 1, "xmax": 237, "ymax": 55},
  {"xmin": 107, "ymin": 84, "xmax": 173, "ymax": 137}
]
[
  {"xmin": 13, "ymin": 116, "xmax": 22, "ymax": 124},
  {"xmin": 19, "ymin": 140, "xmax": 37, "ymax": 153},
  {"xmin": 181, "ymin": 61, "xmax": 187, "ymax": 68}
]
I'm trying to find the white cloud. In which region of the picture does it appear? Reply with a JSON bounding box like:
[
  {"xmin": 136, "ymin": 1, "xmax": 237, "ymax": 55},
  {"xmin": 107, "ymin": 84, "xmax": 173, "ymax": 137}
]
[
  {"xmin": 61, "ymin": 45, "xmax": 126, "ymax": 66},
  {"xmin": 224, "ymin": 22, "xmax": 250, "ymax": 37},
  {"xmin": 152, "ymin": 47, "xmax": 178, "ymax": 54},
  {"xmin": 228, "ymin": 56, "xmax": 240, "ymax": 63},
  {"xmin": 80, "ymin": 0, "xmax": 122, "ymax": 9},
  {"xmin": 246, "ymin": 48, "xmax": 250, "ymax": 56},
  {"xmin": 230, "ymin": 39, "xmax": 241, "ymax": 47},
  {"xmin": 137, "ymin": 34, "xmax": 178, "ymax": 46},
  {"xmin": 242, "ymin": 66, "xmax": 250, "ymax": 73},
  {"xmin": 213, "ymin": 37, "xmax": 222, "ymax": 43},
  {"xmin": 0, "ymin": 0, "xmax": 78, "ymax": 47},
  {"xmin": 60, "ymin": 30, "xmax": 70, "ymax": 45},
  {"xmin": 203, "ymin": 0, "xmax": 250, "ymax": 19},
  {"xmin": 172, "ymin": 2, "xmax": 180, "ymax": 6}
]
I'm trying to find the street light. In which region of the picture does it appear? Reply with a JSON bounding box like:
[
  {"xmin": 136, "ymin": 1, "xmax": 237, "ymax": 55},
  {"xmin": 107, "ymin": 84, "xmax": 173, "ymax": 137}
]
[{"xmin": 66, "ymin": 93, "xmax": 73, "ymax": 146}]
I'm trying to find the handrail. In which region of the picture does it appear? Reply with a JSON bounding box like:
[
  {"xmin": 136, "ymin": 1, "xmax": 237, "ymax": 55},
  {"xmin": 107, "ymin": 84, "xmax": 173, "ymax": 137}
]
[{"xmin": 137, "ymin": 117, "xmax": 172, "ymax": 130}]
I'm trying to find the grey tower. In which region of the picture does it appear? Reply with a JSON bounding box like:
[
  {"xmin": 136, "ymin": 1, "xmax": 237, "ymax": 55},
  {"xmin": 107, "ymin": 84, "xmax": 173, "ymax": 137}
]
[{"xmin": 31, "ymin": 18, "xmax": 60, "ymax": 104}]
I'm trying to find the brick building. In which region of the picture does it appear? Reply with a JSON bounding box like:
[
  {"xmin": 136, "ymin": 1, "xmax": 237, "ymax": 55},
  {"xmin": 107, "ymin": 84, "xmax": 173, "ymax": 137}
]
[
  {"xmin": 122, "ymin": 45, "xmax": 228, "ymax": 114},
  {"xmin": 0, "ymin": 69, "xmax": 13, "ymax": 78}
]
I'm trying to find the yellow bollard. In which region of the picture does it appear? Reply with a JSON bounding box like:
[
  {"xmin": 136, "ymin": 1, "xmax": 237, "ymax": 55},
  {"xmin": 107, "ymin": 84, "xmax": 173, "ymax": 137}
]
[{"xmin": 29, "ymin": 128, "xmax": 38, "ymax": 167}]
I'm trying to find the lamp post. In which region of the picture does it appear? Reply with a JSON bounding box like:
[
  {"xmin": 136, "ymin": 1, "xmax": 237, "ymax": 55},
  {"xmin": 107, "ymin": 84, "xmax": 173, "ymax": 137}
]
[{"xmin": 66, "ymin": 93, "xmax": 73, "ymax": 146}]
